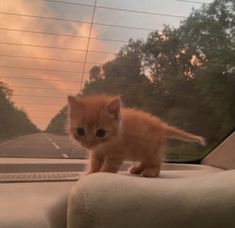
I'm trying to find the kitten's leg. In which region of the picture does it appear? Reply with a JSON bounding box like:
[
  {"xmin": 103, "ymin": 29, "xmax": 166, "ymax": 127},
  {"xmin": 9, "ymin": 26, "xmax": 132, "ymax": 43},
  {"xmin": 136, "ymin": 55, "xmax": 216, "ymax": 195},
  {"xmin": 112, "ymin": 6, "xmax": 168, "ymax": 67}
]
[
  {"xmin": 100, "ymin": 157, "xmax": 123, "ymax": 173},
  {"xmin": 140, "ymin": 141, "xmax": 164, "ymax": 178},
  {"xmin": 129, "ymin": 162, "xmax": 145, "ymax": 174},
  {"xmin": 86, "ymin": 152, "xmax": 104, "ymax": 174},
  {"xmin": 141, "ymin": 167, "xmax": 161, "ymax": 177},
  {"xmin": 141, "ymin": 156, "xmax": 161, "ymax": 178}
]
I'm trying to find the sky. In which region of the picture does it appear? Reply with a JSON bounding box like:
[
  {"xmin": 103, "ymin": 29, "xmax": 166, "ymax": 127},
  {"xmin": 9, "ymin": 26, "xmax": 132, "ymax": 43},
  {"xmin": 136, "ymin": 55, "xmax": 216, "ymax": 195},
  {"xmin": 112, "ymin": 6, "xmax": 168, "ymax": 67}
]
[{"xmin": 0, "ymin": 0, "xmax": 213, "ymax": 130}]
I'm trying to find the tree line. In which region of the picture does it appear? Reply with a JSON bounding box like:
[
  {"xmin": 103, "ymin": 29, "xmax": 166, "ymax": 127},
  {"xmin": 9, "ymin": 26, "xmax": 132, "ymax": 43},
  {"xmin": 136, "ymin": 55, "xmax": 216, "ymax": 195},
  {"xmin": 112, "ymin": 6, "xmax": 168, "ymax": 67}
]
[
  {"xmin": 0, "ymin": 81, "xmax": 38, "ymax": 139},
  {"xmin": 46, "ymin": 0, "xmax": 235, "ymax": 161}
]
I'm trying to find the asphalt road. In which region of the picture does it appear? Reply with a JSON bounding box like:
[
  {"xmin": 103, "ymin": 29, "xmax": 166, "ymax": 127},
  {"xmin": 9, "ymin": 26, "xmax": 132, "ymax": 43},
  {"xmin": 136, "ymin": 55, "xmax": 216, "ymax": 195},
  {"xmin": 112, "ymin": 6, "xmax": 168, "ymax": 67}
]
[{"xmin": 0, "ymin": 133, "xmax": 89, "ymax": 159}]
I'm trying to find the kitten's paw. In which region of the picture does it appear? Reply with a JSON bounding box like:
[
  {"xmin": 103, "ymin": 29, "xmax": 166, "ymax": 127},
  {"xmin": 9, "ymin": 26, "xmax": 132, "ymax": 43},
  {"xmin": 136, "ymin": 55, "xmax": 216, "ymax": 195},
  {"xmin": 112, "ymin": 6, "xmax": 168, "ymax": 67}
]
[
  {"xmin": 141, "ymin": 168, "xmax": 160, "ymax": 178},
  {"xmin": 129, "ymin": 165, "xmax": 143, "ymax": 174}
]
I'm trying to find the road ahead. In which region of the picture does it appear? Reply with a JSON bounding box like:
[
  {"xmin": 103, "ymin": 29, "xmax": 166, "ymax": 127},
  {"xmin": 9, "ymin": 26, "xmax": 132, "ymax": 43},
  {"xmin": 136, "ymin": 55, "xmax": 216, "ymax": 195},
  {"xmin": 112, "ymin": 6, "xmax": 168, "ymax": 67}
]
[{"xmin": 0, "ymin": 133, "xmax": 88, "ymax": 159}]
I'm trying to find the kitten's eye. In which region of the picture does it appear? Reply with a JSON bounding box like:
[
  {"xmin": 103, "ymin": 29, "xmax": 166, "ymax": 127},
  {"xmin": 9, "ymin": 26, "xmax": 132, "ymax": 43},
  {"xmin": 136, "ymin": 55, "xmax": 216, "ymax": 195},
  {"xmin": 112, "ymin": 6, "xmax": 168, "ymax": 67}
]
[
  {"xmin": 96, "ymin": 129, "xmax": 106, "ymax": 138},
  {"xmin": 76, "ymin": 127, "xmax": 85, "ymax": 136}
]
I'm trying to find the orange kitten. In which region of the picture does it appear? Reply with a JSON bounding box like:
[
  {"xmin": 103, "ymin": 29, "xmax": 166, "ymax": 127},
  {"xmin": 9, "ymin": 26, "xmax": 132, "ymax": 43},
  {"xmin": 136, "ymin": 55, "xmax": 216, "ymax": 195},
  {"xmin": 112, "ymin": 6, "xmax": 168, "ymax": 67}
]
[{"xmin": 68, "ymin": 95, "xmax": 206, "ymax": 177}]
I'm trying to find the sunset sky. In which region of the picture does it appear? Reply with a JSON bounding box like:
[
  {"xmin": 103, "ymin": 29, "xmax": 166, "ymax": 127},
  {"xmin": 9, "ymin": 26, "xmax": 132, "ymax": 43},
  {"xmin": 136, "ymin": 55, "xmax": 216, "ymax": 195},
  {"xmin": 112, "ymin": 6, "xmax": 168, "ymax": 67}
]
[{"xmin": 0, "ymin": 0, "xmax": 212, "ymax": 130}]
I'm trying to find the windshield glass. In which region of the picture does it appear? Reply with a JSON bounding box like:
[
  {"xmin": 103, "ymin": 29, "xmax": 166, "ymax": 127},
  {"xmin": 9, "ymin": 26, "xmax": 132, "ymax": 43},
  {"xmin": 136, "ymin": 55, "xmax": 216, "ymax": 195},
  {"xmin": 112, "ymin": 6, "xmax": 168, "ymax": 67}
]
[{"xmin": 0, "ymin": 0, "xmax": 234, "ymax": 162}]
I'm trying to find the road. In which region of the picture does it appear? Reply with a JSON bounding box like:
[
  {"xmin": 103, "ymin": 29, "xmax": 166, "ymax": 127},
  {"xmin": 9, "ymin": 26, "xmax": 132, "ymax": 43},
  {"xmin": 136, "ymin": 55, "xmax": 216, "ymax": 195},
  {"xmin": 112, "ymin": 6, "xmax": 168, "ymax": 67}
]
[{"xmin": 0, "ymin": 133, "xmax": 89, "ymax": 159}]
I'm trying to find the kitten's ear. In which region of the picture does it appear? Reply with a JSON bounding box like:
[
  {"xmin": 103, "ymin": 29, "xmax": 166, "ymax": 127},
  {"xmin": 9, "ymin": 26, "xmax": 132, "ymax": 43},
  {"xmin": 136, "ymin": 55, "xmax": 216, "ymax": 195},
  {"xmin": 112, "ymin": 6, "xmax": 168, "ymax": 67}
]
[
  {"xmin": 105, "ymin": 97, "xmax": 121, "ymax": 118},
  {"xmin": 67, "ymin": 95, "xmax": 78, "ymax": 109},
  {"xmin": 68, "ymin": 96, "xmax": 82, "ymax": 117},
  {"xmin": 68, "ymin": 95, "xmax": 83, "ymax": 112}
]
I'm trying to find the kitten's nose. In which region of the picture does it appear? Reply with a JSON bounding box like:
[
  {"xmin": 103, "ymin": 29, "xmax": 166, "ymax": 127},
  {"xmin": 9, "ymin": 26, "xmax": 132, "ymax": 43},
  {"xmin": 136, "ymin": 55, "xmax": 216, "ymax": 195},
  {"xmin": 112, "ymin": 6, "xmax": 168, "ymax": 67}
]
[{"xmin": 85, "ymin": 140, "xmax": 94, "ymax": 149}]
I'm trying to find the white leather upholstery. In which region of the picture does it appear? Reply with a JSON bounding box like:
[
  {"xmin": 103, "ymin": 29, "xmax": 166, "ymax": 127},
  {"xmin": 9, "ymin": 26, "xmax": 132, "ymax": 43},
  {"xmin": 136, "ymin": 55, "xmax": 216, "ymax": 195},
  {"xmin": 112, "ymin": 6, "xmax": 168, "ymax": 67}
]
[
  {"xmin": 0, "ymin": 182, "xmax": 73, "ymax": 228},
  {"xmin": 68, "ymin": 167, "xmax": 235, "ymax": 228}
]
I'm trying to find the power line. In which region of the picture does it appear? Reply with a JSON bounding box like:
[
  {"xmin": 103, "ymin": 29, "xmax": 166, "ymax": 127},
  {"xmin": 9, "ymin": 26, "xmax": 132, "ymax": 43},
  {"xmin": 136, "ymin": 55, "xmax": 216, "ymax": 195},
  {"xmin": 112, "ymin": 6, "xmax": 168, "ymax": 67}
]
[
  {"xmin": 0, "ymin": 53, "xmax": 215, "ymax": 73},
  {"xmin": 0, "ymin": 27, "xmax": 127, "ymax": 43},
  {"xmin": 79, "ymin": 0, "xmax": 97, "ymax": 93},
  {"xmin": 18, "ymin": 108, "xmax": 63, "ymax": 112},
  {"xmin": 0, "ymin": 54, "xmax": 145, "ymax": 68},
  {"xmin": 0, "ymin": 65, "xmax": 87, "ymax": 74},
  {"xmin": 1, "ymin": 76, "xmax": 81, "ymax": 83},
  {"xmin": 175, "ymin": 0, "xmax": 204, "ymax": 4},
  {"xmin": 12, "ymin": 90, "xmax": 203, "ymax": 100},
  {"xmin": 0, "ymin": 54, "xmax": 102, "ymax": 65},
  {"xmin": 9, "ymin": 83, "xmax": 163, "ymax": 99},
  {"xmin": 43, "ymin": 0, "xmax": 187, "ymax": 18},
  {"xmin": 17, "ymin": 102, "xmax": 63, "ymax": 106},
  {"xmin": 1, "ymin": 73, "xmax": 199, "ymax": 87},
  {"xmin": 0, "ymin": 41, "xmax": 116, "ymax": 54},
  {"xmin": 0, "ymin": 12, "xmax": 155, "ymax": 31},
  {"xmin": 13, "ymin": 94, "xmax": 66, "ymax": 99},
  {"xmin": 9, "ymin": 85, "xmax": 79, "ymax": 92}
]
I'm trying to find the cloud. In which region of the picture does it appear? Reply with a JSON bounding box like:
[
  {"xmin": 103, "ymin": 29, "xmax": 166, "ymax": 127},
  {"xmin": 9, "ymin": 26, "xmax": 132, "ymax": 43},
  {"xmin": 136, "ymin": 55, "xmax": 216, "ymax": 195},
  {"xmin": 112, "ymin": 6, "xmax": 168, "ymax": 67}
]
[{"xmin": 0, "ymin": 0, "xmax": 115, "ymax": 129}]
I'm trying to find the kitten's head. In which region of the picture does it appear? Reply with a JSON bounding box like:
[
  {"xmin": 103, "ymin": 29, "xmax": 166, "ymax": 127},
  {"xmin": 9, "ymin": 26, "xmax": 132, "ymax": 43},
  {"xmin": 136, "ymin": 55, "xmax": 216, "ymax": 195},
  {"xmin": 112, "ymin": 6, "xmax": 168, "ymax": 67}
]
[{"xmin": 67, "ymin": 95, "xmax": 121, "ymax": 149}]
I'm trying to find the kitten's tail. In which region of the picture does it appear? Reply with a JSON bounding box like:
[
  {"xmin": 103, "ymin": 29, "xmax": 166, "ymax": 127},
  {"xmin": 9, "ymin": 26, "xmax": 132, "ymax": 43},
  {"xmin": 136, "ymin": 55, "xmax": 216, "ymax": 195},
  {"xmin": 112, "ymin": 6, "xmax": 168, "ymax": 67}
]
[{"xmin": 164, "ymin": 125, "xmax": 206, "ymax": 146}]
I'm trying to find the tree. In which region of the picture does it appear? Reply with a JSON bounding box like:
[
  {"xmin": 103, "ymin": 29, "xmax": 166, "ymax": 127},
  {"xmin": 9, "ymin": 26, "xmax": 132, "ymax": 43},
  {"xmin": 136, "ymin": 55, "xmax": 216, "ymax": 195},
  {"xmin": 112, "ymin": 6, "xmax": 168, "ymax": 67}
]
[
  {"xmin": 89, "ymin": 66, "xmax": 102, "ymax": 81},
  {"xmin": 46, "ymin": 107, "xmax": 67, "ymax": 135},
  {"xmin": 0, "ymin": 81, "xmax": 39, "ymax": 138},
  {"xmin": 178, "ymin": 0, "xmax": 235, "ymax": 146},
  {"xmin": 46, "ymin": 0, "xmax": 234, "ymax": 161},
  {"xmin": 83, "ymin": 39, "xmax": 151, "ymax": 108}
]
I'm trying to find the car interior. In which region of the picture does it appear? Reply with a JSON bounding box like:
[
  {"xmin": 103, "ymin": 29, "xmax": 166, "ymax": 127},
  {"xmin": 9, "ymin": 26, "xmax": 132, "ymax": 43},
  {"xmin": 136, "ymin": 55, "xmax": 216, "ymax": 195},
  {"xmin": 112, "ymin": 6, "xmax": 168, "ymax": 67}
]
[
  {"xmin": 0, "ymin": 132, "xmax": 234, "ymax": 228},
  {"xmin": 0, "ymin": 0, "xmax": 234, "ymax": 227}
]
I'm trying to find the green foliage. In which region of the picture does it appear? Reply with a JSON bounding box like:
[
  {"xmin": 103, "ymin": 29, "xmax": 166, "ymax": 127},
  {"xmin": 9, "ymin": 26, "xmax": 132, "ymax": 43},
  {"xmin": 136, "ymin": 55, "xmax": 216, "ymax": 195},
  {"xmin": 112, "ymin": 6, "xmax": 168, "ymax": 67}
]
[
  {"xmin": 0, "ymin": 81, "xmax": 39, "ymax": 138},
  {"xmin": 47, "ymin": 0, "xmax": 235, "ymax": 161},
  {"xmin": 46, "ymin": 107, "xmax": 67, "ymax": 135},
  {"xmin": 178, "ymin": 0, "xmax": 235, "ymax": 147},
  {"xmin": 89, "ymin": 66, "xmax": 102, "ymax": 81},
  {"xmin": 83, "ymin": 39, "xmax": 151, "ymax": 108}
]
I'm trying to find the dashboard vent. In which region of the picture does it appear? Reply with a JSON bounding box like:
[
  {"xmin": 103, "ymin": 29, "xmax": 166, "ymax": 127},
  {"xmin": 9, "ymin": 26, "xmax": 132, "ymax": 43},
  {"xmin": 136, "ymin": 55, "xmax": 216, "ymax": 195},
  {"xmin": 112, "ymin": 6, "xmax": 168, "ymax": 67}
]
[{"xmin": 0, "ymin": 171, "xmax": 80, "ymax": 183}]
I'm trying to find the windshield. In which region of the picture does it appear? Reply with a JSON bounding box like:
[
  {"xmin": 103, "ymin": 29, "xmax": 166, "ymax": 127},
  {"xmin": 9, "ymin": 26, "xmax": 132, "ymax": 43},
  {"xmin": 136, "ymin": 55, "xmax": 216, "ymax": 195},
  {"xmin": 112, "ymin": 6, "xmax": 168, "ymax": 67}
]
[{"xmin": 0, "ymin": 0, "xmax": 234, "ymax": 162}]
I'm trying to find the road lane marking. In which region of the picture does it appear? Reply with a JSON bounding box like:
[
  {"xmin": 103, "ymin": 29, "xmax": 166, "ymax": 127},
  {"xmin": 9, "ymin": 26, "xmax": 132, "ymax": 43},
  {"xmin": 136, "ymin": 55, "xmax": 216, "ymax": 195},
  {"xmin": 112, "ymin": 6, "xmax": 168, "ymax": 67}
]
[
  {"xmin": 0, "ymin": 139, "xmax": 15, "ymax": 146},
  {"xmin": 43, "ymin": 134, "xmax": 60, "ymax": 150},
  {"xmin": 62, "ymin": 153, "xmax": 69, "ymax": 158}
]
